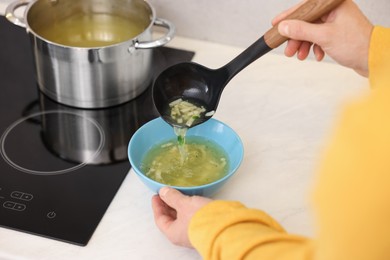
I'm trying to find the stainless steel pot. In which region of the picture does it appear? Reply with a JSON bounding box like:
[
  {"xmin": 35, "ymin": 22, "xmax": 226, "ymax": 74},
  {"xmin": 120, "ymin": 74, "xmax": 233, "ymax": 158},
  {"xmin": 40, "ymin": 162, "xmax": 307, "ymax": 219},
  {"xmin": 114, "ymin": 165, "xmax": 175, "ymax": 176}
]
[{"xmin": 6, "ymin": 0, "xmax": 175, "ymax": 108}]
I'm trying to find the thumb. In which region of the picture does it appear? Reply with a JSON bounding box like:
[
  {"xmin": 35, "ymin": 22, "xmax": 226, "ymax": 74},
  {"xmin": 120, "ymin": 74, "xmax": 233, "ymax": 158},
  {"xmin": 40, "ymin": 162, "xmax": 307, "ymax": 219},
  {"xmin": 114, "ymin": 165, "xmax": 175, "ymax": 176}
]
[
  {"xmin": 159, "ymin": 186, "xmax": 188, "ymax": 209},
  {"xmin": 278, "ymin": 20, "xmax": 328, "ymax": 46}
]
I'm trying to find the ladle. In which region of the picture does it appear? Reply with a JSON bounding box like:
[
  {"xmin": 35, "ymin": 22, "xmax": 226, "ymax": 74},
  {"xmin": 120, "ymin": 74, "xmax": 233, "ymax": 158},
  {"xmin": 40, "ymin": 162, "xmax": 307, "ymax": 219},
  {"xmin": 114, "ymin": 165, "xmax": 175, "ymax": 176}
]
[{"xmin": 153, "ymin": 0, "xmax": 345, "ymax": 128}]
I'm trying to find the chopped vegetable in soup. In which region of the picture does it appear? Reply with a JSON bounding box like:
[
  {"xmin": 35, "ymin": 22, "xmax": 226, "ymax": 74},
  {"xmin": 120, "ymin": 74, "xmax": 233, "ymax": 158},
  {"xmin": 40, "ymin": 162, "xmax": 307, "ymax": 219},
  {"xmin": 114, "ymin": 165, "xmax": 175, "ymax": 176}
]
[
  {"xmin": 168, "ymin": 98, "xmax": 212, "ymax": 127},
  {"xmin": 140, "ymin": 136, "xmax": 229, "ymax": 187}
]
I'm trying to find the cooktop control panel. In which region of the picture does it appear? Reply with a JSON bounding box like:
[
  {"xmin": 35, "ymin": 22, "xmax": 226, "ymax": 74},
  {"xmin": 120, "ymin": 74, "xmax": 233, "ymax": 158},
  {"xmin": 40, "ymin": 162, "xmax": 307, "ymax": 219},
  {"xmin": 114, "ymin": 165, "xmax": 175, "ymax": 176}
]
[{"xmin": 3, "ymin": 190, "xmax": 33, "ymax": 212}]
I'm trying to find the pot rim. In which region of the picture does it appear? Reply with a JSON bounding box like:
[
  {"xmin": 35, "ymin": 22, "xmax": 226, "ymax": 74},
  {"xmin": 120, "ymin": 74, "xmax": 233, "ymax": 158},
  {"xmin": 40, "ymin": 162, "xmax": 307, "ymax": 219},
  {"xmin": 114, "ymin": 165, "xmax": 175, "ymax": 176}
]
[{"xmin": 22, "ymin": 0, "xmax": 157, "ymax": 50}]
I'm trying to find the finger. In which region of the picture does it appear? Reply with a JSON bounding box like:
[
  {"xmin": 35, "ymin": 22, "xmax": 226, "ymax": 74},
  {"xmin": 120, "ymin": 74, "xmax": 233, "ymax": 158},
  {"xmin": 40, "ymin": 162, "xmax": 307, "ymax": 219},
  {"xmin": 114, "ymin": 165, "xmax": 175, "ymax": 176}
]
[
  {"xmin": 285, "ymin": 39, "xmax": 302, "ymax": 57},
  {"xmin": 152, "ymin": 194, "xmax": 177, "ymax": 218},
  {"xmin": 159, "ymin": 186, "xmax": 188, "ymax": 209},
  {"xmin": 271, "ymin": 0, "xmax": 307, "ymax": 26},
  {"xmin": 152, "ymin": 195, "xmax": 177, "ymax": 232},
  {"xmin": 313, "ymin": 44, "xmax": 325, "ymax": 61},
  {"xmin": 278, "ymin": 20, "xmax": 328, "ymax": 46},
  {"xmin": 297, "ymin": 41, "xmax": 312, "ymax": 60}
]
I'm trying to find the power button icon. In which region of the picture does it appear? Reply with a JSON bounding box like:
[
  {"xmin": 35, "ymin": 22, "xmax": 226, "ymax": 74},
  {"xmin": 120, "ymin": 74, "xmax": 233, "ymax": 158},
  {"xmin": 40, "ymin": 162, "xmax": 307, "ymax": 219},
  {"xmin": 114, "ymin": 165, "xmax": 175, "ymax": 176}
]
[{"xmin": 47, "ymin": 211, "xmax": 56, "ymax": 219}]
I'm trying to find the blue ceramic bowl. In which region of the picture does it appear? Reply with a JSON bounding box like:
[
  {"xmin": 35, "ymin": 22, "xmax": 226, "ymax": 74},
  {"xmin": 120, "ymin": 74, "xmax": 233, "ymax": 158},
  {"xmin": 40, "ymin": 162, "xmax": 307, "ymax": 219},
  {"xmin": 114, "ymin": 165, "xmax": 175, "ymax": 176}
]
[{"xmin": 128, "ymin": 117, "xmax": 244, "ymax": 196}]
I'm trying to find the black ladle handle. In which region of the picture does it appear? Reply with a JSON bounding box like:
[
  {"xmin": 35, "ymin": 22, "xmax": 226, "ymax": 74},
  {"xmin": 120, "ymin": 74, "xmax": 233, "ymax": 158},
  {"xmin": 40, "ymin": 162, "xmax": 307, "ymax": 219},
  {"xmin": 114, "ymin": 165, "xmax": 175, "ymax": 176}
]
[{"xmin": 220, "ymin": 0, "xmax": 345, "ymax": 84}]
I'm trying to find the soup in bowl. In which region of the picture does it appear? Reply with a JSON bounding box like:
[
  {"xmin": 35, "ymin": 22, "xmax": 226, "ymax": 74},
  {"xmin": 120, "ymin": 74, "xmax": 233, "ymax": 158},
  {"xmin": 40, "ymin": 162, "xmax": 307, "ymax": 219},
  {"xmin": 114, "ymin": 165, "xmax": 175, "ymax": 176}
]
[{"xmin": 128, "ymin": 117, "xmax": 244, "ymax": 196}]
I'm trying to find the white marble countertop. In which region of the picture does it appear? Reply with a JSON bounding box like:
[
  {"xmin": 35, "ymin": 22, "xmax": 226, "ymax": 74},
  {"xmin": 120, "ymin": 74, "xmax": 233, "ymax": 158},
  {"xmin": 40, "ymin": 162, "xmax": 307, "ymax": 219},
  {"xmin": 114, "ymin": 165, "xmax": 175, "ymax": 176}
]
[{"xmin": 0, "ymin": 6, "xmax": 368, "ymax": 259}]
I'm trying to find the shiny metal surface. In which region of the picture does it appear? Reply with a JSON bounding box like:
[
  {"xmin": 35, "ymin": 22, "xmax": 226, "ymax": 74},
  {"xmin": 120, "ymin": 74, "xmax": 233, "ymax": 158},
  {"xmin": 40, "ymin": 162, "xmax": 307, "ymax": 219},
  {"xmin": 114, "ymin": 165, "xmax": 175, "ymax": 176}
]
[
  {"xmin": 6, "ymin": 0, "xmax": 175, "ymax": 108},
  {"xmin": 38, "ymin": 89, "xmax": 156, "ymax": 165}
]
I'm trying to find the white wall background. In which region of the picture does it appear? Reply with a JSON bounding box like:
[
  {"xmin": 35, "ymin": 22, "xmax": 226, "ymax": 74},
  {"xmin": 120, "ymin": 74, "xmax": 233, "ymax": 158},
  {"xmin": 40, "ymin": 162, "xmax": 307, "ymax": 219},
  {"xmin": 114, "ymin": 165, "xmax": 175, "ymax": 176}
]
[{"xmin": 149, "ymin": 0, "xmax": 390, "ymax": 50}]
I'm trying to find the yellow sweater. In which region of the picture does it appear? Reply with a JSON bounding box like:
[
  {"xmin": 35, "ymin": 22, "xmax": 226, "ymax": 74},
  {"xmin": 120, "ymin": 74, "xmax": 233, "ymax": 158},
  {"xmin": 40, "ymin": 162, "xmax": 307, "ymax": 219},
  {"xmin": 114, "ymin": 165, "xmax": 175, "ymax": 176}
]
[{"xmin": 188, "ymin": 26, "xmax": 390, "ymax": 260}]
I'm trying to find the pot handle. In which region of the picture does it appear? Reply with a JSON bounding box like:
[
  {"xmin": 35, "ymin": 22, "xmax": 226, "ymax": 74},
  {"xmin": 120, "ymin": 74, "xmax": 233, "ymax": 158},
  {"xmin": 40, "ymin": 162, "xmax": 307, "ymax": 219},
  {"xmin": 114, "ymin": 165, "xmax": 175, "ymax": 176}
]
[
  {"xmin": 133, "ymin": 18, "xmax": 176, "ymax": 49},
  {"xmin": 5, "ymin": 0, "xmax": 29, "ymax": 28}
]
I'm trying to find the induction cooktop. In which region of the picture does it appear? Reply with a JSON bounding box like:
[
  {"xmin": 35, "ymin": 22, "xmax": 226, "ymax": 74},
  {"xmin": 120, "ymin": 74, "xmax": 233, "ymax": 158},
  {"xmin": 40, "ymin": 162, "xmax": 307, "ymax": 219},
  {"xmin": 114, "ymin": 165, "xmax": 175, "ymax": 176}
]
[{"xmin": 0, "ymin": 16, "xmax": 194, "ymax": 246}]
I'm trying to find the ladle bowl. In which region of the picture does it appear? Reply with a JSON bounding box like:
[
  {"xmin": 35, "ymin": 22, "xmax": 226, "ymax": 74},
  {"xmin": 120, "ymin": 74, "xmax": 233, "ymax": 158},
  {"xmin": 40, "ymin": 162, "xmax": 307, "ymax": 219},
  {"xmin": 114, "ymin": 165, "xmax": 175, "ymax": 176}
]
[
  {"xmin": 153, "ymin": 61, "xmax": 230, "ymax": 127},
  {"xmin": 152, "ymin": 0, "xmax": 345, "ymax": 128}
]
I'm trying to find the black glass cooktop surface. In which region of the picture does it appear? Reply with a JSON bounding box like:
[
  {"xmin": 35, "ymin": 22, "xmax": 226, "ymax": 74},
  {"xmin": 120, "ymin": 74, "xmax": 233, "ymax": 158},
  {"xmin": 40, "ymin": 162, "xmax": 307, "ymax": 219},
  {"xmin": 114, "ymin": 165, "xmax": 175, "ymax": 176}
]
[{"xmin": 0, "ymin": 16, "xmax": 194, "ymax": 246}]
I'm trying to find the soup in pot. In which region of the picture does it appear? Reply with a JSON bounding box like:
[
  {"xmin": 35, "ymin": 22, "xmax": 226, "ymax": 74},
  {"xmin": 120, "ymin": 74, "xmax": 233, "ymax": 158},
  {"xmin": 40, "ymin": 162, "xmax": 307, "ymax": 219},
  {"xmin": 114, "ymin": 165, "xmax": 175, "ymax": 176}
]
[{"xmin": 35, "ymin": 13, "xmax": 147, "ymax": 47}]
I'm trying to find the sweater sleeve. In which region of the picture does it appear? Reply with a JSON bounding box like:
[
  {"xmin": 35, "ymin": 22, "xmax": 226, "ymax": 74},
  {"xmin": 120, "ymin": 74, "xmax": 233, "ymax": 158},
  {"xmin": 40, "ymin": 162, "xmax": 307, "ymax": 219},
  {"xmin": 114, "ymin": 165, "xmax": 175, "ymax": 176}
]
[
  {"xmin": 188, "ymin": 200, "xmax": 314, "ymax": 259},
  {"xmin": 312, "ymin": 25, "xmax": 390, "ymax": 260},
  {"xmin": 188, "ymin": 26, "xmax": 390, "ymax": 260},
  {"xmin": 368, "ymin": 26, "xmax": 390, "ymax": 89}
]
